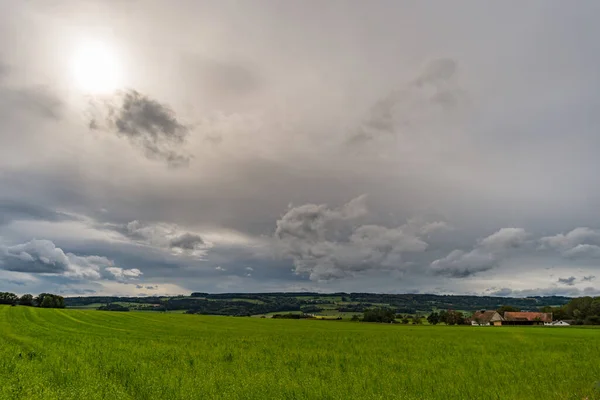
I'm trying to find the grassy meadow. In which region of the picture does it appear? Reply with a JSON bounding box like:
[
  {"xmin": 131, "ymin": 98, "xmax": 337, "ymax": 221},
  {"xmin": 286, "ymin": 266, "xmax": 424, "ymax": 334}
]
[{"xmin": 1, "ymin": 305, "xmax": 599, "ymax": 400}]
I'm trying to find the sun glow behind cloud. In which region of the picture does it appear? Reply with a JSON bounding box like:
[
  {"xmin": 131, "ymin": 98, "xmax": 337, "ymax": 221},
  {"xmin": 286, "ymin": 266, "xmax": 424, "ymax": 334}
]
[{"xmin": 69, "ymin": 39, "xmax": 122, "ymax": 94}]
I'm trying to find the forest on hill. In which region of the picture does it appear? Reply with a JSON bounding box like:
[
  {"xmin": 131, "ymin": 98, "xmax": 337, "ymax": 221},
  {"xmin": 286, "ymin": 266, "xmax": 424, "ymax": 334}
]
[{"xmin": 63, "ymin": 292, "xmax": 571, "ymax": 316}]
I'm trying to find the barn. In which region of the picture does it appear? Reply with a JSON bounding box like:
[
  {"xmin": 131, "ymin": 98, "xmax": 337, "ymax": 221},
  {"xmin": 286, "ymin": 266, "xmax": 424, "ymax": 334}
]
[
  {"xmin": 502, "ymin": 312, "xmax": 552, "ymax": 326},
  {"xmin": 471, "ymin": 310, "xmax": 504, "ymax": 326}
]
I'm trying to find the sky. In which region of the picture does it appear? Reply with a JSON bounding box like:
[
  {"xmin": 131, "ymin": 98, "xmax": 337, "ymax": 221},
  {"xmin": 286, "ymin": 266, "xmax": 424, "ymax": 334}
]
[{"xmin": 1, "ymin": 0, "xmax": 600, "ymax": 297}]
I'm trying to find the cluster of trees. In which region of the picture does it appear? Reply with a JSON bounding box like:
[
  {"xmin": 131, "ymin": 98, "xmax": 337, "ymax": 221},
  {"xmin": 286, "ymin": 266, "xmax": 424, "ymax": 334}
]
[
  {"xmin": 271, "ymin": 313, "xmax": 312, "ymax": 319},
  {"xmin": 357, "ymin": 308, "xmax": 423, "ymax": 324},
  {"xmin": 33, "ymin": 293, "xmax": 65, "ymax": 308},
  {"xmin": 70, "ymin": 294, "xmax": 315, "ymax": 316},
  {"xmin": 361, "ymin": 307, "xmax": 397, "ymax": 323},
  {"xmin": 67, "ymin": 296, "xmax": 165, "ymax": 307},
  {"xmin": 98, "ymin": 303, "xmax": 130, "ymax": 312},
  {"xmin": 338, "ymin": 304, "xmax": 373, "ymax": 313},
  {"xmin": 0, "ymin": 292, "xmax": 64, "ymax": 308},
  {"xmin": 540, "ymin": 296, "xmax": 600, "ymax": 325},
  {"xmin": 358, "ymin": 308, "xmax": 462, "ymax": 325},
  {"xmin": 0, "ymin": 292, "xmax": 19, "ymax": 305},
  {"xmin": 424, "ymin": 310, "xmax": 469, "ymax": 325},
  {"xmin": 182, "ymin": 298, "xmax": 303, "ymax": 316},
  {"xmin": 347, "ymin": 293, "xmax": 569, "ymax": 312},
  {"xmin": 300, "ymin": 305, "xmax": 323, "ymax": 313},
  {"xmin": 439, "ymin": 310, "xmax": 468, "ymax": 325}
]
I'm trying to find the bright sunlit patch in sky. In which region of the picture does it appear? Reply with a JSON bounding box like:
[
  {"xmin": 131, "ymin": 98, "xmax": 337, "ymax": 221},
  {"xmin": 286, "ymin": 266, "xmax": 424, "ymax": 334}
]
[{"xmin": 70, "ymin": 40, "xmax": 122, "ymax": 94}]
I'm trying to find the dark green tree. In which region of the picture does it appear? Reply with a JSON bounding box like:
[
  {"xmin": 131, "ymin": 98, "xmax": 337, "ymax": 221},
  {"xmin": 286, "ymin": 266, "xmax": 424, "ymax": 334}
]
[
  {"xmin": 444, "ymin": 310, "xmax": 466, "ymax": 325},
  {"xmin": 35, "ymin": 293, "xmax": 65, "ymax": 309},
  {"xmin": 0, "ymin": 292, "xmax": 18, "ymax": 305},
  {"xmin": 362, "ymin": 307, "xmax": 397, "ymax": 323},
  {"xmin": 427, "ymin": 311, "xmax": 440, "ymax": 325},
  {"xmin": 19, "ymin": 294, "xmax": 34, "ymax": 306},
  {"xmin": 438, "ymin": 310, "xmax": 448, "ymax": 324}
]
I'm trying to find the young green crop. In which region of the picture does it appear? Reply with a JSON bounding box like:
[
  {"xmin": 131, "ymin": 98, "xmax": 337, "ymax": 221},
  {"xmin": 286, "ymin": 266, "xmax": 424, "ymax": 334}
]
[{"xmin": 1, "ymin": 305, "xmax": 599, "ymax": 399}]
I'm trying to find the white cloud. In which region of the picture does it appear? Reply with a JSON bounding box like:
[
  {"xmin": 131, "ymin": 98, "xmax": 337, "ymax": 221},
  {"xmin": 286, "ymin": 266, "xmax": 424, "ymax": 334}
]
[
  {"xmin": 540, "ymin": 228, "xmax": 600, "ymax": 259},
  {"xmin": 540, "ymin": 227, "xmax": 600, "ymax": 250},
  {"xmin": 104, "ymin": 267, "xmax": 142, "ymax": 280},
  {"xmin": 0, "ymin": 239, "xmax": 141, "ymax": 281},
  {"xmin": 431, "ymin": 228, "xmax": 529, "ymax": 277},
  {"xmin": 275, "ymin": 196, "xmax": 429, "ymax": 281},
  {"xmin": 107, "ymin": 220, "xmax": 212, "ymax": 258},
  {"xmin": 562, "ymin": 244, "xmax": 600, "ymax": 259}
]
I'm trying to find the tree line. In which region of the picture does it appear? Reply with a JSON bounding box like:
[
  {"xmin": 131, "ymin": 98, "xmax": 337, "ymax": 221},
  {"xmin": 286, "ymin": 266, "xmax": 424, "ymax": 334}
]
[
  {"xmin": 67, "ymin": 292, "xmax": 571, "ymax": 315},
  {"xmin": 0, "ymin": 292, "xmax": 65, "ymax": 308},
  {"xmin": 540, "ymin": 296, "xmax": 600, "ymax": 325},
  {"xmin": 357, "ymin": 307, "xmax": 470, "ymax": 325}
]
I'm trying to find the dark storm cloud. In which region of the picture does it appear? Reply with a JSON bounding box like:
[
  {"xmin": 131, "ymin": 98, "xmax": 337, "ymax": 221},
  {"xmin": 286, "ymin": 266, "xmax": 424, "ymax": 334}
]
[
  {"xmin": 558, "ymin": 276, "xmax": 576, "ymax": 286},
  {"xmin": 169, "ymin": 233, "xmax": 204, "ymax": 250},
  {"xmin": 90, "ymin": 89, "xmax": 191, "ymax": 167}
]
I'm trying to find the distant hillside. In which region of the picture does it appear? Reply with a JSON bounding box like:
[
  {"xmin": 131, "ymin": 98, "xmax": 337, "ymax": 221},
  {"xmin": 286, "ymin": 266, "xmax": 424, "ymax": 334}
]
[{"xmin": 65, "ymin": 292, "xmax": 571, "ymax": 317}]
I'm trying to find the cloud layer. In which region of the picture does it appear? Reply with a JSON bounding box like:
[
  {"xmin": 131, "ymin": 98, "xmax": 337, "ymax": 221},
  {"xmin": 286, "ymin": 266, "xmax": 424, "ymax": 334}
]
[{"xmin": 0, "ymin": 1, "xmax": 600, "ymax": 296}]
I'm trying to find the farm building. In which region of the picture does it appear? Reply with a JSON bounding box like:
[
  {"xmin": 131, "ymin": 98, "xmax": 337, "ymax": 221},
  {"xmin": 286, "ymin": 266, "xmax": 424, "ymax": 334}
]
[
  {"xmin": 471, "ymin": 310, "xmax": 504, "ymax": 326},
  {"xmin": 544, "ymin": 320, "xmax": 570, "ymax": 326},
  {"xmin": 502, "ymin": 312, "xmax": 552, "ymax": 326}
]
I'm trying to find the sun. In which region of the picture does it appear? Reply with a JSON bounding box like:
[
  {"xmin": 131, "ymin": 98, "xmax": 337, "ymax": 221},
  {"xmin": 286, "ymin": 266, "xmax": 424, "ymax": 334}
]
[{"xmin": 70, "ymin": 40, "xmax": 122, "ymax": 94}]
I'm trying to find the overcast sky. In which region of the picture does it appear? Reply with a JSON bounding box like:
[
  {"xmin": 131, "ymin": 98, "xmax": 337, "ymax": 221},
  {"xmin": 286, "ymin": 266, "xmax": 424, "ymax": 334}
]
[{"xmin": 1, "ymin": 0, "xmax": 600, "ymax": 297}]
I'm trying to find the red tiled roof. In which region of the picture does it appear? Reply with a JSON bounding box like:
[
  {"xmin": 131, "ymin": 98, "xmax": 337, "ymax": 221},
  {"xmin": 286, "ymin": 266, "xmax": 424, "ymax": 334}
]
[{"xmin": 503, "ymin": 312, "xmax": 552, "ymax": 322}]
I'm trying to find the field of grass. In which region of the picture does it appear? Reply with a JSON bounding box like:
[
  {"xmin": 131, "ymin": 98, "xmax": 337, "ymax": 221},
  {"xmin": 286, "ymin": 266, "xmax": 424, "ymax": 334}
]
[{"xmin": 1, "ymin": 305, "xmax": 599, "ymax": 400}]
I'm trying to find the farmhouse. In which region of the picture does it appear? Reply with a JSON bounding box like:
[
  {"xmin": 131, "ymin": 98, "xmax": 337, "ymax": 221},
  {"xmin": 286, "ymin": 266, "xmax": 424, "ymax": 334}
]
[
  {"xmin": 471, "ymin": 310, "xmax": 504, "ymax": 326},
  {"xmin": 545, "ymin": 320, "xmax": 571, "ymax": 326},
  {"xmin": 502, "ymin": 312, "xmax": 552, "ymax": 326}
]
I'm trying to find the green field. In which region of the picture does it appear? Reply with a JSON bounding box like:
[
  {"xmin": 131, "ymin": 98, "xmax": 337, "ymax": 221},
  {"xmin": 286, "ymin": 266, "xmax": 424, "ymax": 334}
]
[{"xmin": 1, "ymin": 305, "xmax": 599, "ymax": 399}]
